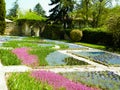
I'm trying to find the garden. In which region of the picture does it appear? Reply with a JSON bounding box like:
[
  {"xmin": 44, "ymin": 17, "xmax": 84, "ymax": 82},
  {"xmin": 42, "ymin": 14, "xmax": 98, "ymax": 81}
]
[
  {"xmin": 0, "ymin": 36, "xmax": 120, "ymax": 90},
  {"xmin": 1, "ymin": 0, "xmax": 120, "ymax": 90}
]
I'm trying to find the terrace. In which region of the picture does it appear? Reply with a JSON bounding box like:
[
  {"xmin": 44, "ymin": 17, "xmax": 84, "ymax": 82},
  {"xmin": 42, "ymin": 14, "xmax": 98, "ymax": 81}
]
[{"xmin": 0, "ymin": 36, "xmax": 120, "ymax": 90}]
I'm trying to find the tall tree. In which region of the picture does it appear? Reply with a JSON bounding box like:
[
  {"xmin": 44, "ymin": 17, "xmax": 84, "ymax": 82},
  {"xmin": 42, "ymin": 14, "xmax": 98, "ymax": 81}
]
[
  {"xmin": 33, "ymin": 3, "xmax": 45, "ymax": 16},
  {"xmin": 0, "ymin": 0, "xmax": 6, "ymax": 34},
  {"xmin": 7, "ymin": 0, "xmax": 19, "ymax": 20},
  {"xmin": 72, "ymin": 0, "xmax": 113, "ymax": 27},
  {"xmin": 49, "ymin": 0, "xmax": 75, "ymax": 29}
]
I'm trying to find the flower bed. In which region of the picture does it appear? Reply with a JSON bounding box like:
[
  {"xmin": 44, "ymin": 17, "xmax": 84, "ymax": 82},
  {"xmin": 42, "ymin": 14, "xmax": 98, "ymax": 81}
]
[
  {"xmin": 7, "ymin": 70, "xmax": 100, "ymax": 90},
  {"xmin": 60, "ymin": 71, "xmax": 120, "ymax": 90},
  {"xmin": 46, "ymin": 51, "xmax": 89, "ymax": 66},
  {"xmin": 69, "ymin": 51, "xmax": 120, "ymax": 66},
  {"xmin": 31, "ymin": 70, "xmax": 100, "ymax": 90},
  {"xmin": 12, "ymin": 47, "xmax": 39, "ymax": 67}
]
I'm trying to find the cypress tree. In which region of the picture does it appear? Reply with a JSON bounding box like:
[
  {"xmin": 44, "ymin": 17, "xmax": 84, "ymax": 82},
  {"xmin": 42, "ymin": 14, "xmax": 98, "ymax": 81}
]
[{"xmin": 0, "ymin": 0, "xmax": 6, "ymax": 35}]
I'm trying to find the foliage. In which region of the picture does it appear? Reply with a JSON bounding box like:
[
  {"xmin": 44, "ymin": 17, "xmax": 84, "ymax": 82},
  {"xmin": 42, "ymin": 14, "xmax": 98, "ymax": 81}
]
[
  {"xmin": 18, "ymin": 11, "xmax": 46, "ymax": 21},
  {"xmin": 76, "ymin": 42, "xmax": 106, "ymax": 50},
  {"xmin": 12, "ymin": 47, "xmax": 39, "ymax": 67},
  {"xmin": 0, "ymin": 49, "xmax": 21, "ymax": 65},
  {"xmin": 49, "ymin": 0, "xmax": 74, "ymax": 29},
  {"xmin": 71, "ymin": 0, "xmax": 113, "ymax": 28},
  {"xmin": 81, "ymin": 28, "xmax": 113, "ymax": 46},
  {"xmin": 7, "ymin": 0, "xmax": 19, "ymax": 20},
  {"xmin": 42, "ymin": 24, "xmax": 64, "ymax": 40},
  {"xmin": 70, "ymin": 51, "xmax": 120, "ymax": 66},
  {"xmin": 0, "ymin": 0, "xmax": 6, "ymax": 35},
  {"xmin": 2, "ymin": 38, "xmax": 58, "ymax": 66},
  {"xmin": 7, "ymin": 72, "xmax": 53, "ymax": 90},
  {"xmin": 30, "ymin": 47, "xmax": 55, "ymax": 66},
  {"xmin": 70, "ymin": 29, "xmax": 83, "ymax": 42},
  {"xmin": 107, "ymin": 15, "xmax": 120, "ymax": 48},
  {"xmin": 31, "ymin": 70, "xmax": 98, "ymax": 90},
  {"xmin": 64, "ymin": 57, "xmax": 89, "ymax": 65},
  {"xmin": 60, "ymin": 71, "xmax": 120, "ymax": 90},
  {"xmin": 33, "ymin": 3, "xmax": 45, "ymax": 16}
]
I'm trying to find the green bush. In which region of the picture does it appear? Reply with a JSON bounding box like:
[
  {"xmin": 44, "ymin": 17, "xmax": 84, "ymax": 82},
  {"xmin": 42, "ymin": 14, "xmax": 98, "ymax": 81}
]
[
  {"xmin": 42, "ymin": 24, "xmax": 64, "ymax": 40},
  {"xmin": 0, "ymin": 0, "xmax": 6, "ymax": 34},
  {"xmin": 107, "ymin": 15, "xmax": 120, "ymax": 48},
  {"xmin": 70, "ymin": 29, "xmax": 83, "ymax": 42},
  {"xmin": 41, "ymin": 25, "xmax": 52, "ymax": 39},
  {"xmin": 81, "ymin": 28, "xmax": 113, "ymax": 46}
]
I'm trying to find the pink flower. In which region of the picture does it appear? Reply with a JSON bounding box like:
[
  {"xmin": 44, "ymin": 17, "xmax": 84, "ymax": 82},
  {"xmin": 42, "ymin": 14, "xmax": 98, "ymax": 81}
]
[
  {"xmin": 31, "ymin": 70, "xmax": 100, "ymax": 90},
  {"xmin": 12, "ymin": 47, "xmax": 39, "ymax": 67}
]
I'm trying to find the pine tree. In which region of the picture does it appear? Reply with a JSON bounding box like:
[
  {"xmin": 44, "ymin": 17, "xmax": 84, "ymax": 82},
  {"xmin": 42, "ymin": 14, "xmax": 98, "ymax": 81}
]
[
  {"xmin": 0, "ymin": 0, "xmax": 6, "ymax": 35},
  {"xmin": 33, "ymin": 3, "xmax": 45, "ymax": 16},
  {"xmin": 49, "ymin": 0, "xmax": 74, "ymax": 29},
  {"xmin": 7, "ymin": 0, "xmax": 19, "ymax": 20}
]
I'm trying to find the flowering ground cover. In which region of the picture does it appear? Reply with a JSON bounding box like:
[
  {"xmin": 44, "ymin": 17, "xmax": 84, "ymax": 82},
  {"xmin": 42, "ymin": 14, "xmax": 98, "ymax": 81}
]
[
  {"xmin": 69, "ymin": 51, "xmax": 120, "ymax": 66},
  {"xmin": 1, "ymin": 36, "xmax": 120, "ymax": 90},
  {"xmin": 12, "ymin": 47, "xmax": 39, "ymax": 67},
  {"xmin": 1, "ymin": 37, "xmax": 89, "ymax": 66},
  {"xmin": 7, "ymin": 70, "xmax": 100, "ymax": 90},
  {"xmin": 46, "ymin": 51, "xmax": 89, "ymax": 66},
  {"xmin": 1, "ymin": 40, "xmax": 55, "ymax": 66},
  {"xmin": 60, "ymin": 71, "xmax": 120, "ymax": 90}
]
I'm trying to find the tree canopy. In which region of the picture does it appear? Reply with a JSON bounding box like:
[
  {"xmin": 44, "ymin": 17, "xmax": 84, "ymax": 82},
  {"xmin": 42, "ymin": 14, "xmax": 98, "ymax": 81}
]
[{"xmin": 49, "ymin": 0, "xmax": 75, "ymax": 29}]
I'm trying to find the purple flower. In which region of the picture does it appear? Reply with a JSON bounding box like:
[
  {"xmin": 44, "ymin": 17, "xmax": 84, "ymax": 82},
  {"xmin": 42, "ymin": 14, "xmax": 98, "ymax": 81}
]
[
  {"xmin": 12, "ymin": 47, "xmax": 39, "ymax": 67},
  {"xmin": 31, "ymin": 70, "xmax": 100, "ymax": 90}
]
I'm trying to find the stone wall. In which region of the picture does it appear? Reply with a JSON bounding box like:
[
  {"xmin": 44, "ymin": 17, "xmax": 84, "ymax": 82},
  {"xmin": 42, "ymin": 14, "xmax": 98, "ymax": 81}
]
[{"xmin": 5, "ymin": 22, "xmax": 40, "ymax": 36}]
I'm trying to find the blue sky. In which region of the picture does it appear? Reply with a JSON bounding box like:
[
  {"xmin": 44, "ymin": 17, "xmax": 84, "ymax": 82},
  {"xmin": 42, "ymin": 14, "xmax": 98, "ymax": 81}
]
[{"xmin": 5, "ymin": 0, "xmax": 53, "ymax": 16}]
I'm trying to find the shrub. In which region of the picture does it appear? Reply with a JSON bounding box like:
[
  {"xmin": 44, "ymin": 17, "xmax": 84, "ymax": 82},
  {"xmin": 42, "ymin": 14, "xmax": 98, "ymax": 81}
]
[
  {"xmin": 81, "ymin": 28, "xmax": 113, "ymax": 46},
  {"xmin": 42, "ymin": 24, "xmax": 63, "ymax": 40},
  {"xmin": 0, "ymin": 0, "xmax": 6, "ymax": 34},
  {"xmin": 70, "ymin": 29, "xmax": 83, "ymax": 42},
  {"xmin": 107, "ymin": 15, "xmax": 120, "ymax": 48}
]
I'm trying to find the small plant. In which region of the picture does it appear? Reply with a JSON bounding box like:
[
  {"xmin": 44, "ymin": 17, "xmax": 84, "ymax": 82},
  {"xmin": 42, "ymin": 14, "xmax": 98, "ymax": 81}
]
[{"xmin": 70, "ymin": 29, "xmax": 83, "ymax": 42}]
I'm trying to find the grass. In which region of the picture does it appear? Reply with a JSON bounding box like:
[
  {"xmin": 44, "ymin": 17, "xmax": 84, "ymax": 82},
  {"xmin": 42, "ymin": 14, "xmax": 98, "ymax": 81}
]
[
  {"xmin": 0, "ymin": 49, "xmax": 21, "ymax": 65},
  {"xmin": 7, "ymin": 72, "xmax": 53, "ymax": 90},
  {"xmin": 75, "ymin": 42, "xmax": 106, "ymax": 50},
  {"xmin": 30, "ymin": 47, "xmax": 55, "ymax": 66}
]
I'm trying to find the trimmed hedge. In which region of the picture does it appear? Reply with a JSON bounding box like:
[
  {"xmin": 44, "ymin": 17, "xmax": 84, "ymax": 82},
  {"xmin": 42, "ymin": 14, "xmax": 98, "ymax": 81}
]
[
  {"xmin": 70, "ymin": 29, "xmax": 83, "ymax": 42},
  {"xmin": 65, "ymin": 28, "xmax": 113, "ymax": 46},
  {"xmin": 81, "ymin": 29, "xmax": 113, "ymax": 46}
]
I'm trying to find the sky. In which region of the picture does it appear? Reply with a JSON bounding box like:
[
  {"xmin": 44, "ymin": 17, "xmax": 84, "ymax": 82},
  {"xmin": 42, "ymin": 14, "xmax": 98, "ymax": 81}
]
[
  {"xmin": 5, "ymin": 0, "xmax": 118, "ymax": 16},
  {"xmin": 5, "ymin": 0, "xmax": 53, "ymax": 16}
]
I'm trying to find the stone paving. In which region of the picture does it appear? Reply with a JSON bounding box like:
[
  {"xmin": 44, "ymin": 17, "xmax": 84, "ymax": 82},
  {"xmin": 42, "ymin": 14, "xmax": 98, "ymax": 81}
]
[{"xmin": 0, "ymin": 37, "xmax": 120, "ymax": 90}]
